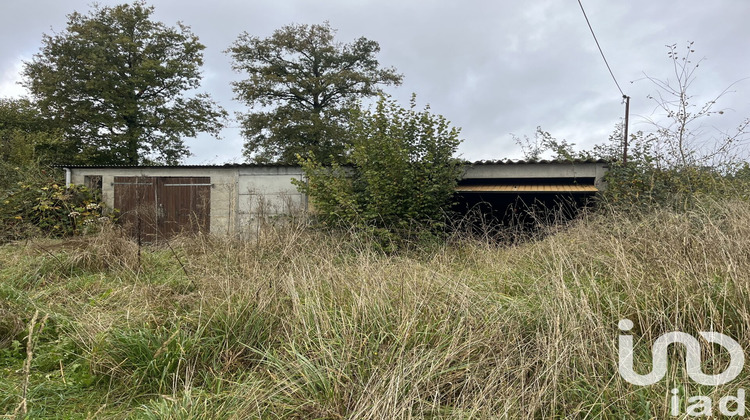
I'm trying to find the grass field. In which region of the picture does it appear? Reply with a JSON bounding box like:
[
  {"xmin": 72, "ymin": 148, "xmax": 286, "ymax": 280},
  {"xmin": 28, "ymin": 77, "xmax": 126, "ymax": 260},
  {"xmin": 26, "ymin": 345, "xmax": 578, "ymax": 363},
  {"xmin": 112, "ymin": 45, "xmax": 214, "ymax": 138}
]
[{"xmin": 2, "ymin": 199, "xmax": 750, "ymax": 418}]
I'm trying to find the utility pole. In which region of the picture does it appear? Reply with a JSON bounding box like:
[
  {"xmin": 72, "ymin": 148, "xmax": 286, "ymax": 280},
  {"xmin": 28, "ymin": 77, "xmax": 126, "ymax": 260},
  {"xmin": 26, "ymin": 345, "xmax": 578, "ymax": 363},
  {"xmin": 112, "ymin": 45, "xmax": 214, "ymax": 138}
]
[{"xmin": 623, "ymin": 95, "xmax": 630, "ymax": 164}]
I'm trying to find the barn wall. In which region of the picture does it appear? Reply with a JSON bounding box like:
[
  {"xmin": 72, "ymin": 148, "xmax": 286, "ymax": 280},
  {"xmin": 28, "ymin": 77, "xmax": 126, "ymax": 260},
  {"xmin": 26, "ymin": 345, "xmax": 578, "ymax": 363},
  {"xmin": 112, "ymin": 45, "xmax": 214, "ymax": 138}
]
[
  {"xmin": 67, "ymin": 161, "xmax": 608, "ymax": 236},
  {"xmin": 68, "ymin": 165, "xmax": 308, "ymax": 235},
  {"xmin": 69, "ymin": 167, "xmax": 239, "ymax": 235},
  {"xmin": 237, "ymin": 166, "xmax": 306, "ymax": 235},
  {"xmin": 462, "ymin": 162, "xmax": 608, "ymax": 189}
]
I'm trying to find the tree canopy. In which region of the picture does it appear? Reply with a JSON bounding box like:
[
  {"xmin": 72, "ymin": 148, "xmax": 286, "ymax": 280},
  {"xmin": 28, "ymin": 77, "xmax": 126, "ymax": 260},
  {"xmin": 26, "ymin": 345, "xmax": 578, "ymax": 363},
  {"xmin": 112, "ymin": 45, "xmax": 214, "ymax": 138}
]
[
  {"xmin": 227, "ymin": 22, "xmax": 403, "ymax": 164},
  {"xmin": 0, "ymin": 97, "xmax": 63, "ymax": 166},
  {"xmin": 22, "ymin": 1, "xmax": 226, "ymax": 165}
]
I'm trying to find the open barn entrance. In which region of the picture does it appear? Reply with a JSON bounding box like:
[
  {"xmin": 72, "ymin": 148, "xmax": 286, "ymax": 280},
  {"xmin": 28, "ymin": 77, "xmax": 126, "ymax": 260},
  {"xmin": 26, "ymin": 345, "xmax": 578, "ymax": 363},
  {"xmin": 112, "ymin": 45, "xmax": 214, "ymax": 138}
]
[
  {"xmin": 113, "ymin": 176, "xmax": 211, "ymax": 241},
  {"xmin": 450, "ymin": 160, "xmax": 607, "ymax": 234},
  {"xmin": 451, "ymin": 176, "xmax": 598, "ymax": 233}
]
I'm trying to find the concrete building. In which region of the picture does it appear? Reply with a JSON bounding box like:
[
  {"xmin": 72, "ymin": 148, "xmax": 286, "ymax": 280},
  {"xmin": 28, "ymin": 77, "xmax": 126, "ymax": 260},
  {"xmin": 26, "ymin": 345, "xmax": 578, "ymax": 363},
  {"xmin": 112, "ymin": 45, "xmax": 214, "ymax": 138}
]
[
  {"xmin": 62, "ymin": 159, "xmax": 607, "ymax": 238},
  {"xmin": 454, "ymin": 159, "xmax": 608, "ymax": 228}
]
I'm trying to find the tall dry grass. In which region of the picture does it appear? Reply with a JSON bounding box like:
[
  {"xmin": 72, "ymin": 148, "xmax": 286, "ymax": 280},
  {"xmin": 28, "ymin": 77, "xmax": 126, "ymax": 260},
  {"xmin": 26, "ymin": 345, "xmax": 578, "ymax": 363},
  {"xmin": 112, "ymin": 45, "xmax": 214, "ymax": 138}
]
[{"xmin": 3, "ymin": 198, "xmax": 750, "ymax": 417}]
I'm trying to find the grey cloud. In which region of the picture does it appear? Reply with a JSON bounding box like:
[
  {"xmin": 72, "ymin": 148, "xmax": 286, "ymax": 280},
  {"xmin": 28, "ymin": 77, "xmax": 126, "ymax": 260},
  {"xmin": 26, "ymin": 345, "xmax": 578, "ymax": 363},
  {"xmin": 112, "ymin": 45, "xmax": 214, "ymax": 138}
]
[{"xmin": 2, "ymin": 0, "xmax": 749, "ymax": 163}]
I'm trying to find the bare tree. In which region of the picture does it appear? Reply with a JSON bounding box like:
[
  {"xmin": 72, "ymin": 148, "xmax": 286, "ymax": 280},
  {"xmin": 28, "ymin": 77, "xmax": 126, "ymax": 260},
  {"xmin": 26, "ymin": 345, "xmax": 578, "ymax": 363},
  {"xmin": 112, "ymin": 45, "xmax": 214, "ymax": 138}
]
[{"xmin": 638, "ymin": 42, "xmax": 750, "ymax": 170}]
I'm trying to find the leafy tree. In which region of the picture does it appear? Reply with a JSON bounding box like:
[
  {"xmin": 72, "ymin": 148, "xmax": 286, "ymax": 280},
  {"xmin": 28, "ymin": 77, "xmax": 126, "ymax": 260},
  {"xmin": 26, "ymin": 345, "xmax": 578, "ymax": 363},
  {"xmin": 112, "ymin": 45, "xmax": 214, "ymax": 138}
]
[
  {"xmin": 0, "ymin": 97, "xmax": 63, "ymax": 165},
  {"xmin": 22, "ymin": 1, "xmax": 226, "ymax": 165},
  {"xmin": 227, "ymin": 22, "xmax": 403, "ymax": 164},
  {"xmin": 295, "ymin": 95, "xmax": 463, "ymax": 245}
]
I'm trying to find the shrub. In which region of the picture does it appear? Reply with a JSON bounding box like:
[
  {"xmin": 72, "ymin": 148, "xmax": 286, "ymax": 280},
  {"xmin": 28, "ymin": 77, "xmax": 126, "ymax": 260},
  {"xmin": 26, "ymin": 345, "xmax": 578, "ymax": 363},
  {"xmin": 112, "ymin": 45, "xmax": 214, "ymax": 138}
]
[
  {"xmin": 595, "ymin": 131, "xmax": 750, "ymax": 211},
  {"xmin": 295, "ymin": 95, "xmax": 463, "ymax": 246},
  {"xmin": 0, "ymin": 166, "xmax": 113, "ymax": 240}
]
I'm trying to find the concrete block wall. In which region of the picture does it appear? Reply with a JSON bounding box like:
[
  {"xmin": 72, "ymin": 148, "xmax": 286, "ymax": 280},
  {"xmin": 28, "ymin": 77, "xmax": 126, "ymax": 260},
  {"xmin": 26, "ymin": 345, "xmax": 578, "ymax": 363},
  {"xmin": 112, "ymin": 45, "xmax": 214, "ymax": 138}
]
[
  {"xmin": 236, "ymin": 166, "xmax": 306, "ymax": 236},
  {"xmin": 67, "ymin": 167, "xmax": 239, "ymax": 235},
  {"xmin": 66, "ymin": 161, "xmax": 608, "ymax": 236}
]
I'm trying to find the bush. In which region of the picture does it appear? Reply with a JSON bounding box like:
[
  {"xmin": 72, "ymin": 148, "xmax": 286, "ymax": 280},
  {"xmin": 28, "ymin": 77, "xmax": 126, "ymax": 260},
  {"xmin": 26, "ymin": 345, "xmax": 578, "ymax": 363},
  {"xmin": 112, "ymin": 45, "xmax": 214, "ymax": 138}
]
[
  {"xmin": 0, "ymin": 165, "xmax": 113, "ymax": 241},
  {"xmin": 594, "ymin": 131, "xmax": 750, "ymax": 211},
  {"xmin": 295, "ymin": 95, "xmax": 463, "ymax": 247}
]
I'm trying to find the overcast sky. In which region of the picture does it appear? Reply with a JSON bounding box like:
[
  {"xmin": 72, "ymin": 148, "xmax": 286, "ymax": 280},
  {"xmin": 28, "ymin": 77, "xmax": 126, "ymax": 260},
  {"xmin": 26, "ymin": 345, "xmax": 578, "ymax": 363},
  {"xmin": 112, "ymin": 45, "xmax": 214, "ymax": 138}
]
[{"xmin": 2, "ymin": 0, "xmax": 749, "ymax": 164}]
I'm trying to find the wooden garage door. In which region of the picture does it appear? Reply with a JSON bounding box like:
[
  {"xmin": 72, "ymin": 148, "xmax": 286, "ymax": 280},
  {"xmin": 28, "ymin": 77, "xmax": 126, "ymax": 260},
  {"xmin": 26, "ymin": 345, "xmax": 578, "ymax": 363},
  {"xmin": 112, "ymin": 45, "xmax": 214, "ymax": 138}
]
[{"xmin": 114, "ymin": 176, "xmax": 210, "ymax": 241}]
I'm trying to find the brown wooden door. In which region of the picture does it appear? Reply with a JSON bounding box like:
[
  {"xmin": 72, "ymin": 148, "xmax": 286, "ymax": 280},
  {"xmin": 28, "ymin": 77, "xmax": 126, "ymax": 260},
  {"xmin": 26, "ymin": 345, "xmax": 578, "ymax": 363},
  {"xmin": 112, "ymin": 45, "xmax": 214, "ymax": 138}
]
[
  {"xmin": 113, "ymin": 176, "xmax": 158, "ymax": 241},
  {"xmin": 156, "ymin": 177, "xmax": 211, "ymax": 237},
  {"xmin": 113, "ymin": 176, "xmax": 211, "ymax": 241}
]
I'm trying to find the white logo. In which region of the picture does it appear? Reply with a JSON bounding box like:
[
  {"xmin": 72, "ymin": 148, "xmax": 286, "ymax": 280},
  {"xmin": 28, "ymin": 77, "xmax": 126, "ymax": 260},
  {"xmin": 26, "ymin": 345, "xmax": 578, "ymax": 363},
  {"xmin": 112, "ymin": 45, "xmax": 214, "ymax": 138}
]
[
  {"xmin": 618, "ymin": 319, "xmax": 746, "ymax": 417},
  {"xmin": 618, "ymin": 319, "xmax": 744, "ymax": 386}
]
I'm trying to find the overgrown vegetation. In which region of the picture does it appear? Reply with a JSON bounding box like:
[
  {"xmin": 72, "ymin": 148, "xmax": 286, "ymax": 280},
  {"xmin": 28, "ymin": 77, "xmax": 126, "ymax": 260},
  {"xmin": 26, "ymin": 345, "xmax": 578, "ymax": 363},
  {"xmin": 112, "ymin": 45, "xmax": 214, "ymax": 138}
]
[
  {"xmin": 2, "ymin": 196, "xmax": 750, "ymax": 417},
  {"xmin": 3, "ymin": 20, "xmax": 750, "ymax": 416},
  {"xmin": 515, "ymin": 43, "xmax": 750, "ymax": 213},
  {"xmin": 295, "ymin": 95, "xmax": 463, "ymax": 247},
  {"xmin": 0, "ymin": 164, "xmax": 113, "ymax": 242},
  {"xmin": 596, "ymin": 43, "xmax": 750, "ymax": 211},
  {"xmin": 597, "ymin": 132, "xmax": 750, "ymax": 210}
]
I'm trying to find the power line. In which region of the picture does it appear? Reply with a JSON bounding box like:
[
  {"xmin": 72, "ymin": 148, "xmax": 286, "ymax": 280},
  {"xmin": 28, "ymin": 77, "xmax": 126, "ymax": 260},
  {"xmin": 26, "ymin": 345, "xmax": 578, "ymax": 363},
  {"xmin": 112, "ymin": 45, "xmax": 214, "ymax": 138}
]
[
  {"xmin": 576, "ymin": 0, "xmax": 631, "ymax": 164},
  {"xmin": 577, "ymin": 0, "xmax": 625, "ymax": 97}
]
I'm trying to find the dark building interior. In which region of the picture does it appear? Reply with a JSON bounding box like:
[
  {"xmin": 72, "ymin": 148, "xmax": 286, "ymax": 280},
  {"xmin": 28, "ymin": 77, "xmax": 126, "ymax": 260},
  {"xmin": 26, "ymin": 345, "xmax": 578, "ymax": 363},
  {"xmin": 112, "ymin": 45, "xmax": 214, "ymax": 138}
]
[{"xmin": 451, "ymin": 175, "xmax": 599, "ymax": 233}]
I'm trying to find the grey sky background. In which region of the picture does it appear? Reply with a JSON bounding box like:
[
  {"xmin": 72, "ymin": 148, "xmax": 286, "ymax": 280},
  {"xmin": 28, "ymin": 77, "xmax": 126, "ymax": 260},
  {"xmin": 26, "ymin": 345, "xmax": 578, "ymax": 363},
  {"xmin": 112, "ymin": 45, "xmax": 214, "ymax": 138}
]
[{"xmin": 1, "ymin": 0, "xmax": 749, "ymax": 164}]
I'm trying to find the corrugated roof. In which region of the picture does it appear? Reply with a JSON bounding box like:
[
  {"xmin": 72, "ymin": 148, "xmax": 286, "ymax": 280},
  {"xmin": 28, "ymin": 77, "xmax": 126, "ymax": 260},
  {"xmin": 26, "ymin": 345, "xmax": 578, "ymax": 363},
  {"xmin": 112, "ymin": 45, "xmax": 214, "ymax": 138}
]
[
  {"xmin": 455, "ymin": 184, "xmax": 599, "ymax": 193},
  {"xmin": 466, "ymin": 158, "xmax": 610, "ymax": 165},
  {"xmin": 57, "ymin": 163, "xmax": 298, "ymax": 169},
  {"xmin": 58, "ymin": 159, "xmax": 610, "ymax": 169}
]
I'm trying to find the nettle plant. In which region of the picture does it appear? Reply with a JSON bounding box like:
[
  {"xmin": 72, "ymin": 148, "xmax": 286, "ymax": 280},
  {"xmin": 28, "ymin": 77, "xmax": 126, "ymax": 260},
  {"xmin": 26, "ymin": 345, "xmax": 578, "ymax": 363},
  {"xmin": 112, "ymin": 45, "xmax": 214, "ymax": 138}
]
[{"xmin": 1, "ymin": 175, "xmax": 114, "ymax": 240}]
